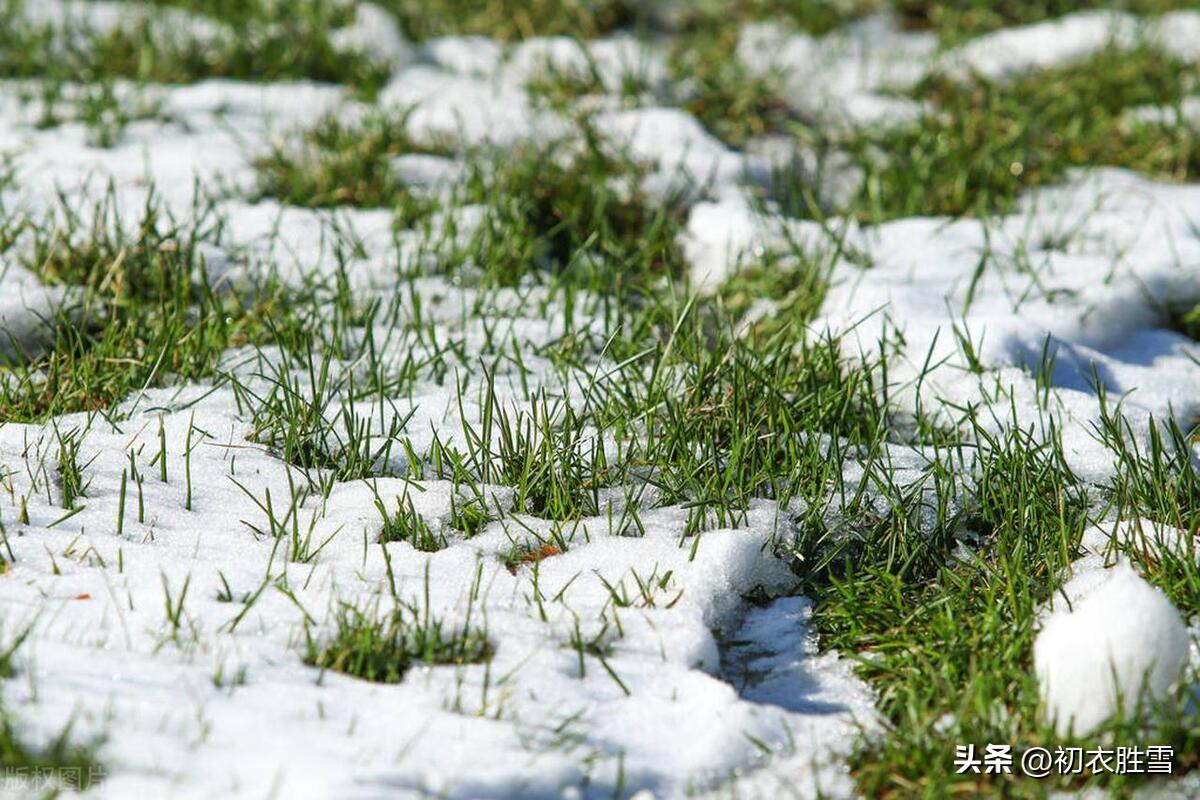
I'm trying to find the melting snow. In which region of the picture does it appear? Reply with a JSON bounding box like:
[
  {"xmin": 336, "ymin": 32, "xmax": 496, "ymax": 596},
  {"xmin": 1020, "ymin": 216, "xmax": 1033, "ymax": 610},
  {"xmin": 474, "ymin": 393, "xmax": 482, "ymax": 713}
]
[{"xmin": 2, "ymin": 5, "xmax": 1200, "ymax": 798}]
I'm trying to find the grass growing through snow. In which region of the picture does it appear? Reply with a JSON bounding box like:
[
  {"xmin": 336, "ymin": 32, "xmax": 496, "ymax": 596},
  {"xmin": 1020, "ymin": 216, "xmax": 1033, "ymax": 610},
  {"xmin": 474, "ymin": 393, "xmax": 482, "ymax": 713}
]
[
  {"xmin": 254, "ymin": 110, "xmax": 448, "ymax": 216},
  {"xmin": 1084, "ymin": 397, "xmax": 1200, "ymax": 778},
  {"xmin": 0, "ymin": 0, "xmax": 389, "ymax": 90},
  {"xmin": 808, "ymin": 419, "xmax": 1087, "ymax": 794},
  {"xmin": 0, "ymin": 712, "xmax": 103, "ymax": 792},
  {"xmin": 307, "ymin": 596, "xmax": 492, "ymax": 683},
  {"xmin": 54, "ymin": 425, "xmax": 91, "ymax": 510},
  {"xmin": 0, "ymin": 193, "xmax": 294, "ymax": 423},
  {"xmin": 823, "ymin": 44, "xmax": 1200, "ymax": 221},
  {"xmin": 3, "ymin": 3, "xmax": 1200, "ymax": 796},
  {"xmin": 373, "ymin": 486, "xmax": 447, "ymax": 551},
  {"xmin": 1093, "ymin": 390, "xmax": 1200, "ymax": 626},
  {"xmin": 668, "ymin": 25, "xmax": 796, "ymax": 149},
  {"xmin": 234, "ymin": 333, "xmax": 413, "ymax": 485},
  {"xmin": 679, "ymin": 0, "xmax": 1200, "ymax": 43},
  {"xmin": 432, "ymin": 138, "xmax": 687, "ymax": 289},
  {"xmin": 893, "ymin": 0, "xmax": 1200, "ymax": 42},
  {"xmin": 306, "ymin": 563, "xmax": 491, "ymax": 683},
  {"xmin": 599, "ymin": 299, "xmax": 890, "ymax": 526},
  {"xmin": 255, "ymin": 117, "xmax": 686, "ymax": 289},
  {"xmin": 755, "ymin": 342, "xmax": 1200, "ymax": 799},
  {"xmin": 664, "ymin": 8, "xmax": 1200, "ymax": 220},
  {"xmin": 414, "ymin": 266, "xmax": 880, "ymax": 528},
  {"xmin": 12, "ymin": 78, "xmax": 164, "ymax": 149},
  {"xmin": 0, "ymin": 623, "xmax": 104, "ymax": 791}
]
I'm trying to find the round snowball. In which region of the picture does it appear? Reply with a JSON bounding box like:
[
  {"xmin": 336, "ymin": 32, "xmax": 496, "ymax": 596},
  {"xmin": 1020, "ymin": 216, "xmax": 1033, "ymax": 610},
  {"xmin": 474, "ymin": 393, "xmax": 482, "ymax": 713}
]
[{"xmin": 1034, "ymin": 565, "xmax": 1189, "ymax": 736}]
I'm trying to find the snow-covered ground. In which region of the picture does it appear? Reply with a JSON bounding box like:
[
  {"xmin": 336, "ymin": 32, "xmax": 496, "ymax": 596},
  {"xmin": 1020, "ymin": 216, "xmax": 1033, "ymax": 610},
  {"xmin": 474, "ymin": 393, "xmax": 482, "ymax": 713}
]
[{"xmin": 2, "ymin": 3, "xmax": 1200, "ymax": 798}]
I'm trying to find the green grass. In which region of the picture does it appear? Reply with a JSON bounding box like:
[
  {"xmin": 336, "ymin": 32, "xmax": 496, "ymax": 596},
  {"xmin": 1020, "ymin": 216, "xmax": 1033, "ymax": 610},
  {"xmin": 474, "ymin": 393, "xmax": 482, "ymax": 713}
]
[
  {"xmin": 234, "ymin": 333, "xmax": 413, "ymax": 486},
  {"xmin": 805, "ymin": 408, "xmax": 1200, "ymax": 796},
  {"xmin": 54, "ymin": 425, "xmax": 92, "ymax": 510},
  {"xmin": 4, "ymin": 4, "xmax": 1200, "ymax": 796},
  {"xmin": 0, "ymin": 0, "xmax": 388, "ymax": 90},
  {"xmin": 373, "ymin": 487, "xmax": 448, "ymax": 551},
  {"xmin": 226, "ymin": 270, "xmax": 886, "ymax": 539},
  {"xmin": 450, "ymin": 496, "xmax": 490, "ymax": 537},
  {"xmin": 0, "ymin": 194, "xmax": 293, "ymax": 423},
  {"xmin": 665, "ymin": 6, "xmax": 1200, "ymax": 212},
  {"xmin": 0, "ymin": 716, "xmax": 103, "ymax": 794},
  {"xmin": 306, "ymin": 564, "xmax": 491, "ymax": 683},
  {"xmin": 413, "ymin": 278, "xmax": 888, "ymax": 528},
  {"xmin": 716, "ymin": 246, "xmax": 833, "ymax": 335},
  {"xmin": 525, "ymin": 62, "xmax": 651, "ymax": 114},
  {"xmin": 253, "ymin": 110, "xmax": 448, "ymax": 216},
  {"xmin": 1093, "ymin": 390, "xmax": 1200, "ymax": 622},
  {"xmin": 376, "ymin": 0, "xmax": 1200, "ymax": 47},
  {"xmin": 131, "ymin": 0, "xmax": 355, "ymax": 24},
  {"xmin": 252, "ymin": 261, "xmax": 874, "ymax": 533},
  {"xmin": 0, "ymin": 623, "xmax": 104, "ymax": 792},
  {"xmin": 894, "ymin": 0, "xmax": 1200, "ymax": 43},
  {"xmin": 599, "ymin": 302, "xmax": 891, "ymax": 522},
  {"xmin": 812, "ymin": 44, "xmax": 1200, "ymax": 221},
  {"xmin": 14, "ymin": 78, "xmax": 165, "ymax": 149},
  {"xmin": 255, "ymin": 117, "xmax": 686, "ymax": 290},
  {"xmin": 233, "ymin": 465, "xmax": 342, "ymax": 562},
  {"xmin": 378, "ymin": 0, "xmax": 643, "ymax": 41},
  {"xmin": 663, "ymin": 1, "xmax": 884, "ymax": 39},
  {"xmin": 668, "ymin": 25, "xmax": 797, "ymax": 149},
  {"xmin": 430, "ymin": 137, "xmax": 687, "ymax": 290},
  {"xmin": 306, "ymin": 598, "xmax": 492, "ymax": 683},
  {"xmin": 681, "ymin": 0, "xmax": 1200, "ymax": 43},
  {"xmin": 810, "ymin": 420, "xmax": 1085, "ymax": 795}
]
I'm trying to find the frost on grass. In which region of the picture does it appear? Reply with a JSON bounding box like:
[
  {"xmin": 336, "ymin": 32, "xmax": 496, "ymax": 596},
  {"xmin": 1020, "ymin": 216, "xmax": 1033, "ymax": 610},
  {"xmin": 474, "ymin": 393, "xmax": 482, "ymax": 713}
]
[{"xmin": 2, "ymin": 2, "xmax": 1200, "ymax": 799}]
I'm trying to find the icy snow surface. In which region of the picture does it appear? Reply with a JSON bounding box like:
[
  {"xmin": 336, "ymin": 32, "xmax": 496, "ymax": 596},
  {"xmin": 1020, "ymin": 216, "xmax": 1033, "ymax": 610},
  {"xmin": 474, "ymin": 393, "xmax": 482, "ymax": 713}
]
[{"xmin": 3, "ymin": 4, "xmax": 1200, "ymax": 798}]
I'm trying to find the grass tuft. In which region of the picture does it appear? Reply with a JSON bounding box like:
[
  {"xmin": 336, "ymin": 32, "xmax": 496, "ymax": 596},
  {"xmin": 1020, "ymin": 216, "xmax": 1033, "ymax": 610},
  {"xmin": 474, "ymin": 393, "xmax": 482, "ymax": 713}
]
[
  {"xmin": 254, "ymin": 110, "xmax": 447, "ymax": 217},
  {"xmin": 306, "ymin": 565, "xmax": 491, "ymax": 684}
]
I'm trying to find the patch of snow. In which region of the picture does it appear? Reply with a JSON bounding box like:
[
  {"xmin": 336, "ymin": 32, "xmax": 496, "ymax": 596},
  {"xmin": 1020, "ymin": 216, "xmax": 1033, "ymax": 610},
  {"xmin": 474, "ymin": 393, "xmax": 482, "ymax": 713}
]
[
  {"xmin": 380, "ymin": 64, "xmax": 569, "ymax": 148},
  {"xmin": 1123, "ymin": 96, "xmax": 1200, "ymax": 129},
  {"xmin": 0, "ymin": 394, "xmax": 870, "ymax": 797},
  {"xmin": 941, "ymin": 11, "xmax": 1136, "ymax": 82},
  {"xmin": 0, "ymin": 271, "xmax": 77, "ymax": 362},
  {"xmin": 719, "ymin": 596, "xmax": 878, "ymax": 800},
  {"xmin": 330, "ymin": 1, "xmax": 414, "ymax": 71},
  {"xmin": 1034, "ymin": 565, "xmax": 1189, "ymax": 735},
  {"xmin": 681, "ymin": 188, "xmax": 858, "ymax": 292},
  {"xmin": 937, "ymin": 10, "xmax": 1200, "ymax": 83},
  {"xmin": 593, "ymin": 107, "xmax": 745, "ymax": 201},
  {"xmin": 390, "ymin": 152, "xmax": 468, "ymax": 194},
  {"xmin": 19, "ymin": 0, "xmax": 227, "ymax": 51},
  {"xmin": 420, "ymin": 36, "xmax": 506, "ymax": 76},
  {"xmin": 812, "ymin": 168, "xmax": 1200, "ymax": 480},
  {"xmin": 1149, "ymin": 11, "xmax": 1200, "ymax": 62},
  {"xmin": 504, "ymin": 35, "xmax": 668, "ymax": 95},
  {"xmin": 162, "ymin": 79, "xmax": 349, "ymax": 128},
  {"xmin": 738, "ymin": 15, "xmax": 935, "ymax": 132},
  {"xmin": 743, "ymin": 135, "xmax": 865, "ymax": 210}
]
